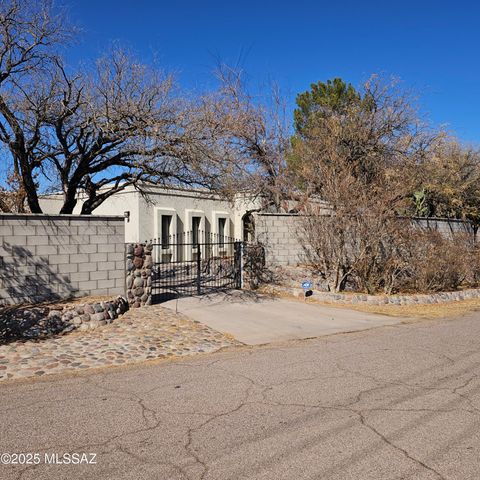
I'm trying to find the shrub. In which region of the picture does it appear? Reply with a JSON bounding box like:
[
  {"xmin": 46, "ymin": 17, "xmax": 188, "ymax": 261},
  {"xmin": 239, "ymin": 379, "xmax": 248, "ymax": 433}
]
[{"xmin": 299, "ymin": 213, "xmax": 479, "ymax": 294}]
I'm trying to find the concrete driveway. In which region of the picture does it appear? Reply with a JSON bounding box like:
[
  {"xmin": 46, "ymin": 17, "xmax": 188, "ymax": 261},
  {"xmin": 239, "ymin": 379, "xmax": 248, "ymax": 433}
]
[
  {"xmin": 162, "ymin": 291, "xmax": 408, "ymax": 344},
  {"xmin": 1, "ymin": 312, "xmax": 480, "ymax": 479}
]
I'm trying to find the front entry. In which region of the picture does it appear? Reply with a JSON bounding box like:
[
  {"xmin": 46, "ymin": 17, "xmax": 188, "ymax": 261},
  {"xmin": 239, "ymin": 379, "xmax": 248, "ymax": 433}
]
[{"xmin": 151, "ymin": 230, "xmax": 243, "ymax": 303}]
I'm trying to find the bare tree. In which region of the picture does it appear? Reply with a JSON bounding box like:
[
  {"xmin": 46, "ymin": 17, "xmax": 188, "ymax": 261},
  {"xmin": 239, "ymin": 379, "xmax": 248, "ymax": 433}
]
[
  {"xmin": 199, "ymin": 66, "xmax": 292, "ymax": 212},
  {"xmin": 24, "ymin": 50, "xmax": 233, "ymax": 214},
  {"xmin": 295, "ymin": 77, "xmax": 442, "ymax": 293},
  {"xmin": 417, "ymin": 138, "xmax": 480, "ymax": 226},
  {"xmin": 0, "ymin": 0, "xmax": 70, "ymax": 212},
  {"xmin": 0, "ymin": 3, "xmax": 262, "ymax": 214}
]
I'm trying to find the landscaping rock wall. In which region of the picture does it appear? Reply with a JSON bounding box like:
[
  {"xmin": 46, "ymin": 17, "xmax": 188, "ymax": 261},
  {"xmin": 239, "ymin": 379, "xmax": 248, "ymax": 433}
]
[
  {"xmin": 0, "ymin": 213, "xmax": 126, "ymax": 305},
  {"xmin": 264, "ymin": 283, "xmax": 480, "ymax": 306},
  {"xmin": 1, "ymin": 296, "xmax": 129, "ymax": 342},
  {"xmin": 125, "ymin": 242, "xmax": 153, "ymax": 307}
]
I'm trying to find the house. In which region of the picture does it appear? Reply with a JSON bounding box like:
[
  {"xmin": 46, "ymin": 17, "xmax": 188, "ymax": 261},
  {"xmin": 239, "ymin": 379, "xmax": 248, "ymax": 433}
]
[{"xmin": 39, "ymin": 184, "xmax": 260, "ymax": 244}]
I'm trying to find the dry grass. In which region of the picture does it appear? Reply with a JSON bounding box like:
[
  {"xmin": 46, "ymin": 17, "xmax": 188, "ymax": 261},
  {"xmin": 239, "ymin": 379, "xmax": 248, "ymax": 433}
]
[{"xmin": 344, "ymin": 298, "xmax": 480, "ymax": 320}]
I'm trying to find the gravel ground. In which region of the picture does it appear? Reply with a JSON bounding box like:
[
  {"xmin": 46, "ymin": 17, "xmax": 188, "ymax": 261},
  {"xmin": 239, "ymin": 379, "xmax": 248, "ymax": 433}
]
[{"xmin": 0, "ymin": 305, "xmax": 239, "ymax": 382}]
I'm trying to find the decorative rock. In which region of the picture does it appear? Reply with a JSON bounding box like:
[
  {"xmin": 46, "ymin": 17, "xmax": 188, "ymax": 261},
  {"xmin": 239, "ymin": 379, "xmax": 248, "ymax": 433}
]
[
  {"xmin": 126, "ymin": 242, "xmax": 153, "ymax": 308},
  {"xmin": 72, "ymin": 316, "xmax": 83, "ymax": 326},
  {"xmin": 48, "ymin": 310, "xmax": 62, "ymax": 319},
  {"xmin": 81, "ymin": 313, "xmax": 91, "ymax": 322},
  {"xmin": 126, "ymin": 244, "xmax": 134, "ymax": 255},
  {"xmin": 93, "ymin": 303, "xmax": 103, "ymax": 313},
  {"xmin": 84, "ymin": 304, "xmax": 95, "ymax": 315},
  {"xmin": 91, "ymin": 312, "xmax": 106, "ymax": 322},
  {"xmin": 144, "ymin": 256, "xmax": 153, "ymax": 268}
]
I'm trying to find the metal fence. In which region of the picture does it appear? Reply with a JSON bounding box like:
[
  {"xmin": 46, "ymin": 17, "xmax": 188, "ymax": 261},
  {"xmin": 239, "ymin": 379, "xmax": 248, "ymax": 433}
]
[{"xmin": 151, "ymin": 231, "xmax": 242, "ymax": 302}]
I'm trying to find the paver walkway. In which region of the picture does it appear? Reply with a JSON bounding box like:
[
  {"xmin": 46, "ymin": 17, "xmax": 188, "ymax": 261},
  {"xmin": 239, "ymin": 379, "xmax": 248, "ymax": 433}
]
[{"xmin": 0, "ymin": 305, "xmax": 239, "ymax": 382}]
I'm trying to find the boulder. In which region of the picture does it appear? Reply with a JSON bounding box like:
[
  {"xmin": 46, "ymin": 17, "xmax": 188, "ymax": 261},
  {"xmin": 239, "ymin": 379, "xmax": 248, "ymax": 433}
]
[
  {"xmin": 144, "ymin": 255, "xmax": 153, "ymax": 268},
  {"xmin": 93, "ymin": 303, "xmax": 103, "ymax": 313},
  {"xmin": 84, "ymin": 304, "xmax": 95, "ymax": 315},
  {"xmin": 91, "ymin": 312, "xmax": 106, "ymax": 322}
]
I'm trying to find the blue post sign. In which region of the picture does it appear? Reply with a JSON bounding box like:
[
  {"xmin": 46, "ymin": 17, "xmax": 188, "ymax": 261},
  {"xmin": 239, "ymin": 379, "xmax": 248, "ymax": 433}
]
[{"xmin": 301, "ymin": 281, "xmax": 312, "ymax": 290}]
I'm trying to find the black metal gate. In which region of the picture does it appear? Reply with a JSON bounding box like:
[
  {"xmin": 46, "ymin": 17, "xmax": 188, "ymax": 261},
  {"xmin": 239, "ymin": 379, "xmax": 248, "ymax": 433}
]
[{"xmin": 151, "ymin": 231, "xmax": 243, "ymax": 302}]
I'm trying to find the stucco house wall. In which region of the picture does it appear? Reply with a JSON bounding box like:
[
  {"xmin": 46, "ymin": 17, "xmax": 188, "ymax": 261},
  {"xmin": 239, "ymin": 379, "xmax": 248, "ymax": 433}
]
[{"xmin": 39, "ymin": 185, "xmax": 260, "ymax": 243}]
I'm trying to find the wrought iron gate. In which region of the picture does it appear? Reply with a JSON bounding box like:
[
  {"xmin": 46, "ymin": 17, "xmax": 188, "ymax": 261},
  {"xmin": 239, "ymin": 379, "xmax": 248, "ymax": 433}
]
[{"xmin": 151, "ymin": 231, "xmax": 243, "ymax": 302}]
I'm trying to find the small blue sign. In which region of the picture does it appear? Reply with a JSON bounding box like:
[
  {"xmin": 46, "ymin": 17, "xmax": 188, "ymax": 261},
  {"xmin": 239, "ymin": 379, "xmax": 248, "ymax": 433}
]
[{"xmin": 301, "ymin": 281, "xmax": 312, "ymax": 290}]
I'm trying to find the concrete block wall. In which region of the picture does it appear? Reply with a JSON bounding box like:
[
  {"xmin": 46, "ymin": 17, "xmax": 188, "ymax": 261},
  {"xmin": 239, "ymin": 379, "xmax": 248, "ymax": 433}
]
[
  {"xmin": 0, "ymin": 213, "xmax": 126, "ymax": 305},
  {"xmin": 253, "ymin": 213, "xmax": 305, "ymax": 266},
  {"xmin": 254, "ymin": 213, "xmax": 477, "ymax": 268},
  {"xmin": 409, "ymin": 217, "xmax": 476, "ymax": 238}
]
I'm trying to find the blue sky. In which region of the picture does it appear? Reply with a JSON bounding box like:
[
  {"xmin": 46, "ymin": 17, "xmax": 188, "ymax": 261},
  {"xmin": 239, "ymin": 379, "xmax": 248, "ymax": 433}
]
[{"xmin": 64, "ymin": 0, "xmax": 480, "ymax": 143}]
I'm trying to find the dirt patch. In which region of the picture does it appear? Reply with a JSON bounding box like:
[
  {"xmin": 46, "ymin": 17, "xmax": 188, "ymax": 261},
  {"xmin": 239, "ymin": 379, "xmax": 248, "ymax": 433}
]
[{"xmin": 344, "ymin": 298, "xmax": 480, "ymax": 319}]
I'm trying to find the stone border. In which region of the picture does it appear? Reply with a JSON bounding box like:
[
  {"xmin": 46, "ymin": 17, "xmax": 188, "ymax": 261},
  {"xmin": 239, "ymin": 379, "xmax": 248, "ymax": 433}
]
[
  {"xmin": 48, "ymin": 296, "xmax": 129, "ymax": 331},
  {"xmin": 125, "ymin": 243, "xmax": 152, "ymax": 307},
  {"xmin": 2, "ymin": 296, "xmax": 129, "ymax": 342},
  {"xmin": 262, "ymin": 285, "xmax": 480, "ymax": 306}
]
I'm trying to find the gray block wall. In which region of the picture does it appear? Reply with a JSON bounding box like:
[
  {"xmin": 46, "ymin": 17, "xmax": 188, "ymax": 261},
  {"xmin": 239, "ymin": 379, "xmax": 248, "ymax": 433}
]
[
  {"xmin": 409, "ymin": 217, "xmax": 476, "ymax": 237},
  {"xmin": 0, "ymin": 213, "xmax": 126, "ymax": 305},
  {"xmin": 254, "ymin": 213, "xmax": 305, "ymax": 266},
  {"xmin": 254, "ymin": 213, "xmax": 476, "ymax": 268}
]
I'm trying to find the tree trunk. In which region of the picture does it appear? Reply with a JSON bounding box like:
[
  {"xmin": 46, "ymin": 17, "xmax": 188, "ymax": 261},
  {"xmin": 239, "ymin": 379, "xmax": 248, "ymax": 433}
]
[
  {"xmin": 16, "ymin": 154, "xmax": 42, "ymax": 213},
  {"xmin": 59, "ymin": 186, "xmax": 77, "ymax": 214}
]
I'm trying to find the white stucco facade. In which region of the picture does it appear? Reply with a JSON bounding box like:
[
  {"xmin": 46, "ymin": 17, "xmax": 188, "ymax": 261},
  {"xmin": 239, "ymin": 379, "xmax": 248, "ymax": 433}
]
[{"xmin": 39, "ymin": 185, "xmax": 259, "ymax": 243}]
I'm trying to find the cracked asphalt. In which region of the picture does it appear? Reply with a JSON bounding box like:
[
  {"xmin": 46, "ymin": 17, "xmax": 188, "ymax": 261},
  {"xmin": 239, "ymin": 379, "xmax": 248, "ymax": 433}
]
[{"xmin": 1, "ymin": 311, "xmax": 480, "ymax": 479}]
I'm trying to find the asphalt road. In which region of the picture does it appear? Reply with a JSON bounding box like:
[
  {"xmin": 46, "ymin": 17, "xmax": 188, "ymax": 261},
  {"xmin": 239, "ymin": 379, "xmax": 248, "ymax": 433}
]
[{"xmin": 2, "ymin": 312, "xmax": 480, "ymax": 479}]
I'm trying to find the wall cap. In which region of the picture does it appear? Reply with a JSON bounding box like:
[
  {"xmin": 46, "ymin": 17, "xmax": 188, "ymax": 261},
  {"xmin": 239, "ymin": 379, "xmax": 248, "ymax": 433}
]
[{"xmin": 0, "ymin": 213, "xmax": 124, "ymax": 220}]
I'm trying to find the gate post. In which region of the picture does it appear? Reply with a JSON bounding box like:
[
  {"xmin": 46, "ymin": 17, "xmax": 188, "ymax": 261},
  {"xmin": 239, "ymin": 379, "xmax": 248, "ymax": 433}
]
[
  {"xmin": 234, "ymin": 241, "xmax": 242, "ymax": 289},
  {"xmin": 196, "ymin": 242, "xmax": 201, "ymax": 295}
]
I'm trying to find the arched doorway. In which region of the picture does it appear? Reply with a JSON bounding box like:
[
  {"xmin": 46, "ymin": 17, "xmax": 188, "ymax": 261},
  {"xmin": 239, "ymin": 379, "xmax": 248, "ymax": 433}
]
[{"xmin": 242, "ymin": 213, "xmax": 255, "ymax": 242}]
